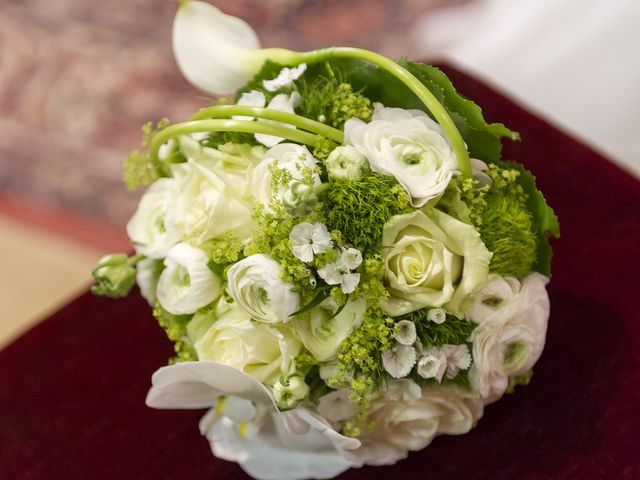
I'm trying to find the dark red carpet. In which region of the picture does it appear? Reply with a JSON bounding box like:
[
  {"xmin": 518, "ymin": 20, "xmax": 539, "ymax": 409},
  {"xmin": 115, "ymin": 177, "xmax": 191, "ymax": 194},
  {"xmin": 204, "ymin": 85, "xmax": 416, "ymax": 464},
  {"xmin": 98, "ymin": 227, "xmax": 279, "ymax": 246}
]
[{"xmin": 1, "ymin": 64, "xmax": 639, "ymax": 479}]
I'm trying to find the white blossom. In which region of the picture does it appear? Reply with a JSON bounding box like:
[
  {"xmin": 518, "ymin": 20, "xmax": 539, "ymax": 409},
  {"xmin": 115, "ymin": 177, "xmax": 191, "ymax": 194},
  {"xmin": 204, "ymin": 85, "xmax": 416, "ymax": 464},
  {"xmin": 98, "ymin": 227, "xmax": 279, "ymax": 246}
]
[
  {"xmin": 427, "ymin": 308, "xmax": 447, "ymax": 324},
  {"xmin": 382, "ymin": 344, "xmax": 417, "ymax": 379},
  {"xmin": 263, "ymin": 63, "xmax": 307, "ymax": 92},
  {"xmin": 417, "ymin": 347, "xmax": 448, "ymax": 382},
  {"xmin": 289, "ymin": 222, "xmax": 332, "ymax": 263},
  {"xmin": 442, "ymin": 344, "xmax": 472, "ymax": 379},
  {"xmin": 394, "ymin": 320, "xmax": 417, "ymax": 346},
  {"xmin": 317, "ymin": 248, "xmax": 363, "ymax": 294}
]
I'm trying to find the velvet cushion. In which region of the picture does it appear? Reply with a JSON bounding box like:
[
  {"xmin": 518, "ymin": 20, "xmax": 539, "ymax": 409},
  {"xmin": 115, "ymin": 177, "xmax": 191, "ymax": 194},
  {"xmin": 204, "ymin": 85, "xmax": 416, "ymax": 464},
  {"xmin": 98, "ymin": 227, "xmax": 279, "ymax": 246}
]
[{"xmin": 2, "ymin": 64, "xmax": 639, "ymax": 479}]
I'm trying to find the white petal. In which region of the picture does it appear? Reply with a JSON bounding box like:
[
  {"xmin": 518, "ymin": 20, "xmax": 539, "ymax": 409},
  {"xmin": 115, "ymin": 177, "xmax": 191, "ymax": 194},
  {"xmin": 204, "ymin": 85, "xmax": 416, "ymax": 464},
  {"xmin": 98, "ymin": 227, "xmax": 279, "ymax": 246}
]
[
  {"xmin": 382, "ymin": 344, "xmax": 417, "ymax": 378},
  {"xmin": 340, "ymin": 272, "xmax": 360, "ymax": 294},
  {"xmin": 263, "ymin": 63, "xmax": 307, "ymax": 92},
  {"xmin": 145, "ymin": 361, "xmax": 274, "ymax": 409},
  {"xmin": 233, "ymin": 90, "xmax": 266, "ymax": 120},
  {"xmin": 317, "ymin": 264, "xmax": 342, "ymax": 285},
  {"xmin": 255, "ymin": 92, "xmax": 302, "ymax": 147},
  {"xmin": 394, "ymin": 320, "xmax": 417, "ymax": 345},
  {"xmin": 173, "ymin": 1, "xmax": 262, "ymax": 94}
]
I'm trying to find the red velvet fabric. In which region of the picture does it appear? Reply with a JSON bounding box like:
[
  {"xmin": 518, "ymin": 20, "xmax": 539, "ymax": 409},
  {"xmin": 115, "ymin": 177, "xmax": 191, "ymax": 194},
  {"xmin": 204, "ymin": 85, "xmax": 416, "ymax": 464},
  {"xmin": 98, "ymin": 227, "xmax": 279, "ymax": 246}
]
[{"xmin": 2, "ymin": 64, "xmax": 639, "ymax": 479}]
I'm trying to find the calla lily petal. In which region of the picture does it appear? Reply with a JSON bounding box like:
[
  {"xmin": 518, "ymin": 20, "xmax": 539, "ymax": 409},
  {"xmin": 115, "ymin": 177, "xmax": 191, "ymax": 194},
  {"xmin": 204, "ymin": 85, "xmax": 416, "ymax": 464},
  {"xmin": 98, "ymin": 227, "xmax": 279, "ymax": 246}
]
[
  {"xmin": 173, "ymin": 1, "xmax": 262, "ymax": 94},
  {"xmin": 146, "ymin": 361, "xmax": 274, "ymax": 409}
]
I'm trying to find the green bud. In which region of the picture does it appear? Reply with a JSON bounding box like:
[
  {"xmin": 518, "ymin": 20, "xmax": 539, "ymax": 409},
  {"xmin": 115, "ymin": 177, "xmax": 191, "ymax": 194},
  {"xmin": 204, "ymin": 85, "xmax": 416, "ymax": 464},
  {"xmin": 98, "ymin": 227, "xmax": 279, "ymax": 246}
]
[
  {"xmin": 273, "ymin": 373, "xmax": 310, "ymax": 410},
  {"xmin": 282, "ymin": 180, "xmax": 318, "ymax": 216},
  {"xmin": 91, "ymin": 254, "xmax": 140, "ymax": 298},
  {"xmin": 325, "ymin": 146, "xmax": 368, "ymax": 181}
]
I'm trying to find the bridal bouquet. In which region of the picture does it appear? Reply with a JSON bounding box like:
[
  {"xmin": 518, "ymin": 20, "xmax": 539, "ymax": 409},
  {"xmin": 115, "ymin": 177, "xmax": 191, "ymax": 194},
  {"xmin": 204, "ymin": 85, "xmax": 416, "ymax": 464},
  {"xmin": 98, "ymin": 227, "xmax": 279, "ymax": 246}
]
[{"xmin": 92, "ymin": 1, "xmax": 559, "ymax": 479}]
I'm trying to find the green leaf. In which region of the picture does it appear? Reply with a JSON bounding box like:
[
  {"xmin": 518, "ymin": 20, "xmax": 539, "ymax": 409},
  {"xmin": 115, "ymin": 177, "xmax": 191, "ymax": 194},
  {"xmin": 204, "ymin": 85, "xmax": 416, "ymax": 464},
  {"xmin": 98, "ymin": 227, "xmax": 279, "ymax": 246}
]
[{"xmin": 289, "ymin": 287, "xmax": 331, "ymax": 317}]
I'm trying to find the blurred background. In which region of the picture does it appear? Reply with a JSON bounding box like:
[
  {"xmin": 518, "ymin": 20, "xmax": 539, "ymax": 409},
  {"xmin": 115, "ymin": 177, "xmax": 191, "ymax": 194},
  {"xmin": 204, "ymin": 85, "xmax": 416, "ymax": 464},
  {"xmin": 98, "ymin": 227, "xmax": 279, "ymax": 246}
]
[{"xmin": 1, "ymin": 0, "xmax": 638, "ymax": 348}]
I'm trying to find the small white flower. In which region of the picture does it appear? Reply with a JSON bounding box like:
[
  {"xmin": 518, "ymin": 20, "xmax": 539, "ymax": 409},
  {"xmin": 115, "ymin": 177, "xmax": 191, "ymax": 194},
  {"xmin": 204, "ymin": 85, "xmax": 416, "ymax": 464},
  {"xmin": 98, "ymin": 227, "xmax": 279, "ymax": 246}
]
[
  {"xmin": 317, "ymin": 247, "xmax": 363, "ymax": 294},
  {"xmin": 394, "ymin": 320, "xmax": 417, "ymax": 346},
  {"xmin": 263, "ymin": 63, "xmax": 307, "ymax": 92},
  {"xmin": 156, "ymin": 243, "xmax": 221, "ymax": 315},
  {"xmin": 233, "ymin": 90, "xmax": 302, "ymax": 147},
  {"xmin": 427, "ymin": 308, "xmax": 447, "ymax": 324},
  {"xmin": 289, "ymin": 222, "xmax": 333, "ymax": 263},
  {"xmin": 417, "ymin": 347, "xmax": 448, "ymax": 382},
  {"xmin": 442, "ymin": 344, "xmax": 472, "ymax": 379},
  {"xmin": 233, "ymin": 90, "xmax": 266, "ymax": 120},
  {"xmin": 382, "ymin": 344, "xmax": 417, "ymax": 379},
  {"xmin": 255, "ymin": 91, "xmax": 302, "ymax": 147},
  {"xmin": 226, "ymin": 253, "xmax": 300, "ymax": 323}
]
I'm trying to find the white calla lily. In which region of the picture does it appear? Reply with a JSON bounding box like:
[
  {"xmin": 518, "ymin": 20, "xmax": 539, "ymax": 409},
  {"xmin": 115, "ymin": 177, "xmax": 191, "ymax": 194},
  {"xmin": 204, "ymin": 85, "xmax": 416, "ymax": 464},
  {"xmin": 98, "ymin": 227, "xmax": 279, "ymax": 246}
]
[
  {"xmin": 146, "ymin": 361, "xmax": 362, "ymax": 480},
  {"xmin": 173, "ymin": 1, "xmax": 263, "ymax": 94}
]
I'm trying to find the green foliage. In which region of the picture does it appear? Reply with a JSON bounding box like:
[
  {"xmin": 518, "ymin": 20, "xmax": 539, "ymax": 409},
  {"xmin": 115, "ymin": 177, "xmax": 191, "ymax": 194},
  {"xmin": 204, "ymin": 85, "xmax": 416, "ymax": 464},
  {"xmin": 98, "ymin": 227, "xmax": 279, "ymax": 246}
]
[
  {"xmin": 153, "ymin": 305, "xmax": 197, "ymax": 363},
  {"xmin": 323, "ymin": 172, "xmax": 412, "ymax": 254},
  {"xmin": 407, "ymin": 308, "xmax": 476, "ymax": 347},
  {"xmin": 333, "ymin": 305, "xmax": 395, "ymax": 437},
  {"xmin": 297, "ymin": 72, "xmax": 373, "ymax": 129},
  {"xmin": 312, "ymin": 136, "xmax": 338, "ymax": 162},
  {"xmin": 122, "ymin": 119, "xmax": 171, "ymax": 190},
  {"xmin": 200, "ymin": 231, "xmax": 245, "ymax": 266},
  {"xmin": 203, "ymin": 131, "xmax": 256, "ymax": 148}
]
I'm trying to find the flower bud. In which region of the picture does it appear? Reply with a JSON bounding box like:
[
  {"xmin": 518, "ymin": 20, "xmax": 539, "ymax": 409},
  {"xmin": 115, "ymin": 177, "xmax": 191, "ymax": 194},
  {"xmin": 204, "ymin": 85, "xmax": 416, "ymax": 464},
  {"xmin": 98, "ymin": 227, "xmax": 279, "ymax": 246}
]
[
  {"xmin": 325, "ymin": 146, "xmax": 368, "ymax": 181},
  {"xmin": 273, "ymin": 373, "xmax": 310, "ymax": 410},
  {"xmin": 427, "ymin": 308, "xmax": 447, "ymax": 324},
  {"xmin": 91, "ymin": 254, "xmax": 138, "ymax": 298},
  {"xmin": 394, "ymin": 320, "xmax": 417, "ymax": 346},
  {"xmin": 282, "ymin": 180, "xmax": 318, "ymax": 216}
]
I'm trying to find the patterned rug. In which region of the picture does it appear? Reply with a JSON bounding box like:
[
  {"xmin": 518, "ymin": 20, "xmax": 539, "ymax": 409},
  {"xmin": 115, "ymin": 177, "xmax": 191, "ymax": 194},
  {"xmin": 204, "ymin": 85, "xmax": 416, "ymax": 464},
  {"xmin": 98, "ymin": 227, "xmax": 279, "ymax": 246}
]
[{"xmin": 0, "ymin": 0, "xmax": 468, "ymax": 246}]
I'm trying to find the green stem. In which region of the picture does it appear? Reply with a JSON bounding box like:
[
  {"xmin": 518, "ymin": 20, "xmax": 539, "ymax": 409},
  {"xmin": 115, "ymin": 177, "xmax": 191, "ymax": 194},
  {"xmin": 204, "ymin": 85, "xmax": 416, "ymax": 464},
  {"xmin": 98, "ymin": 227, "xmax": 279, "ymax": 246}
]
[
  {"xmin": 149, "ymin": 119, "xmax": 320, "ymax": 172},
  {"xmin": 264, "ymin": 46, "xmax": 471, "ymax": 177},
  {"xmin": 190, "ymin": 105, "xmax": 344, "ymax": 144}
]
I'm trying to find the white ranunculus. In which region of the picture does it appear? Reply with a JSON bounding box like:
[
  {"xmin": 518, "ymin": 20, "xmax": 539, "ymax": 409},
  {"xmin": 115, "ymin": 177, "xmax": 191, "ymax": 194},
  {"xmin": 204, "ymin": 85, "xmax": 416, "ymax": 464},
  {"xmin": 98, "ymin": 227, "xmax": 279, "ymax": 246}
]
[
  {"xmin": 292, "ymin": 299, "xmax": 366, "ymax": 362},
  {"xmin": 345, "ymin": 103, "xmax": 459, "ymax": 207},
  {"xmin": 227, "ymin": 254, "xmax": 300, "ymax": 324},
  {"xmin": 171, "ymin": 137, "xmax": 262, "ymax": 244},
  {"xmin": 126, "ymin": 178, "xmax": 179, "ymax": 259},
  {"xmin": 135, "ymin": 258, "xmax": 163, "ymax": 306},
  {"xmin": 194, "ymin": 298, "xmax": 301, "ymax": 385},
  {"xmin": 467, "ymin": 273, "xmax": 550, "ymax": 403},
  {"xmin": 381, "ymin": 209, "xmax": 491, "ymax": 317},
  {"xmin": 156, "ymin": 243, "xmax": 221, "ymax": 315},
  {"xmin": 353, "ymin": 382, "xmax": 483, "ymax": 465},
  {"xmin": 251, "ymin": 143, "xmax": 320, "ymax": 211},
  {"xmin": 146, "ymin": 361, "xmax": 362, "ymax": 480}
]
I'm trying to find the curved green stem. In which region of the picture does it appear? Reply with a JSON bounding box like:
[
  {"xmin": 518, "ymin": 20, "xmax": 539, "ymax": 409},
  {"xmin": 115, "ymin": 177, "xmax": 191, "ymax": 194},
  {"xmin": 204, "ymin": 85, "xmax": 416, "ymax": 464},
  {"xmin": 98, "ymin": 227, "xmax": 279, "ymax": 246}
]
[
  {"xmin": 264, "ymin": 46, "xmax": 471, "ymax": 177},
  {"xmin": 190, "ymin": 105, "xmax": 344, "ymax": 144},
  {"xmin": 149, "ymin": 120, "xmax": 319, "ymax": 173}
]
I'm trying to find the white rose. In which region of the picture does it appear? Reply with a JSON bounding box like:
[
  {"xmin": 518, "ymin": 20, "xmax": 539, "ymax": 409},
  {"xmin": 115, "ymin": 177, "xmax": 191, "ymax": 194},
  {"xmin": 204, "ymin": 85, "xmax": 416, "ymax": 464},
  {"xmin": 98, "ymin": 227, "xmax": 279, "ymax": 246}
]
[
  {"xmin": 382, "ymin": 209, "xmax": 491, "ymax": 316},
  {"xmin": 467, "ymin": 273, "xmax": 550, "ymax": 403},
  {"xmin": 354, "ymin": 382, "xmax": 483, "ymax": 464},
  {"xmin": 250, "ymin": 143, "xmax": 320, "ymax": 212},
  {"xmin": 171, "ymin": 137, "xmax": 263, "ymax": 243},
  {"xmin": 345, "ymin": 103, "xmax": 458, "ymax": 207},
  {"xmin": 194, "ymin": 298, "xmax": 301, "ymax": 385},
  {"xmin": 291, "ymin": 299, "xmax": 366, "ymax": 362},
  {"xmin": 227, "ymin": 254, "xmax": 300, "ymax": 324},
  {"xmin": 126, "ymin": 178, "xmax": 179, "ymax": 259},
  {"xmin": 156, "ymin": 243, "xmax": 221, "ymax": 314}
]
